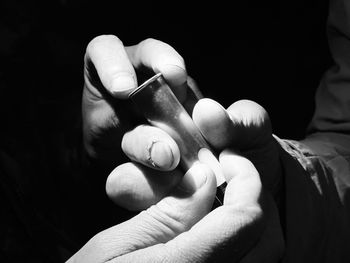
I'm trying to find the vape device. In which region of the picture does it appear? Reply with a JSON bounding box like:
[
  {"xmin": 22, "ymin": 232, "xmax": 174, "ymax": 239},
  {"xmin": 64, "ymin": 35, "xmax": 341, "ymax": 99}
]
[{"xmin": 129, "ymin": 73, "xmax": 226, "ymax": 205}]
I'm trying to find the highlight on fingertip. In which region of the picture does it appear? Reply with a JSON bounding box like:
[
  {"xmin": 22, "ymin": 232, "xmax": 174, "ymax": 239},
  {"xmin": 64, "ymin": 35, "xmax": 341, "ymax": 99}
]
[{"xmin": 193, "ymin": 98, "xmax": 234, "ymax": 149}]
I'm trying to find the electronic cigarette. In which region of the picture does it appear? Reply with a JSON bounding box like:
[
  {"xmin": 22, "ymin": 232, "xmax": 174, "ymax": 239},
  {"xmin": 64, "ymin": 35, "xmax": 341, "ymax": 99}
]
[{"xmin": 129, "ymin": 73, "xmax": 226, "ymax": 206}]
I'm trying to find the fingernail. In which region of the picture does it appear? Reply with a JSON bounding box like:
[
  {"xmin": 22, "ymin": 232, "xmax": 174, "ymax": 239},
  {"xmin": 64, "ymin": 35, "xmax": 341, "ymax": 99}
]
[
  {"xmin": 159, "ymin": 64, "xmax": 187, "ymax": 87},
  {"xmin": 148, "ymin": 141, "xmax": 175, "ymax": 169},
  {"xmin": 110, "ymin": 73, "xmax": 136, "ymax": 99},
  {"xmin": 177, "ymin": 162, "xmax": 208, "ymax": 193}
]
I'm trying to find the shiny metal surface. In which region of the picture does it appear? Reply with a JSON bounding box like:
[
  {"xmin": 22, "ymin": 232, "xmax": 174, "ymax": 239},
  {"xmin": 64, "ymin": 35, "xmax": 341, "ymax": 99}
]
[{"xmin": 130, "ymin": 73, "xmax": 211, "ymax": 171}]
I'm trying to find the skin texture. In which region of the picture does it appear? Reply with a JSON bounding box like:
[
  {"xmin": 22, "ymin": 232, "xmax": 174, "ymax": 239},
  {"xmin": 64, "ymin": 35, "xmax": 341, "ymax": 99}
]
[
  {"xmin": 193, "ymin": 99, "xmax": 282, "ymax": 193},
  {"xmin": 70, "ymin": 35, "xmax": 285, "ymax": 262}
]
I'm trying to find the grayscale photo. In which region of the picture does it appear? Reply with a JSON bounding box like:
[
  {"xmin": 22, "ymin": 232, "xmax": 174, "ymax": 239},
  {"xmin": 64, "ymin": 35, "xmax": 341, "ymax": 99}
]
[{"xmin": 0, "ymin": 0, "xmax": 349, "ymax": 262}]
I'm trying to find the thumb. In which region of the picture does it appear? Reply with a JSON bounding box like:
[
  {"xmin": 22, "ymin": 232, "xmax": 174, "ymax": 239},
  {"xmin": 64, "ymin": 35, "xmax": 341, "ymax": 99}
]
[
  {"xmin": 67, "ymin": 162, "xmax": 216, "ymax": 263},
  {"xmin": 113, "ymin": 151, "xmax": 265, "ymax": 262},
  {"xmin": 193, "ymin": 99, "xmax": 281, "ymax": 192}
]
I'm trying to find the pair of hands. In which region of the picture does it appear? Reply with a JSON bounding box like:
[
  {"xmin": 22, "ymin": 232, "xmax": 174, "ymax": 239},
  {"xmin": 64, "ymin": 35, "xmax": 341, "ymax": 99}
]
[{"xmin": 68, "ymin": 36, "xmax": 284, "ymax": 262}]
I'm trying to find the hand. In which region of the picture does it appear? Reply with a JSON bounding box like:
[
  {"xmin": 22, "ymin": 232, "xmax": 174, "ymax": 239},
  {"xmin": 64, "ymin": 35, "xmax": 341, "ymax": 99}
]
[
  {"xmin": 67, "ymin": 154, "xmax": 283, "ymax": 262},
  {"xmin": 80, "ymin": 35, "xmax": 284, "ymax": 261},
  {"xmin": 82, "ymin": 35, "xmax": 200, "ymax": 167},
  {"xmin": 192, "ymin": 98, "xmax": 283, "ymax": 195},
  {"xmin": 97, "ymin": 98, "xmax": 284, "ymax": 262},
  {"xmin": 82, "ymin": 34, "xmax": 281, "ymax": 193}
]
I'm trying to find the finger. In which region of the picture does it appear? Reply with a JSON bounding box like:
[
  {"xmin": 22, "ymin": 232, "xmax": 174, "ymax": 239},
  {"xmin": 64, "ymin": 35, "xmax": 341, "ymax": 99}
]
[
  {"xmin": 106, "ymin": 162, "xmax": 183, "ymax": 211},
  {"xmin": 219, "ymin": 150, "xmax": 262, "ymax": 206},
  {"xmin": 121, "ymin": 125, "xmax": 181, "ymax": 171},
  {"xmin": 70, "ymin": 163, "xmax": 216, "ymax": 263},
  {"xmin": 226, "ymin": 99, "xmax": 272, "ymax": 149},
  {"xmin": 126, "ymin": 38, "xmax": 188, "ymax": 102},
  {"xmin": 85, "ymin": 35, "xmax": 137, "ymax": 99},
  {"xmin": 226, "ymin": 100, "xmax": 282, "ymax": 192},
  {"xmin": 193, "ymin": 98, "xmax": 272, "ymax": 150},
  {"xmin": 113, "ymin": 152, "xmax": 265, "ymax": 262},
  {"xmin": 192, "ymin": 98, "xmax": 234, "ymax": 150}
]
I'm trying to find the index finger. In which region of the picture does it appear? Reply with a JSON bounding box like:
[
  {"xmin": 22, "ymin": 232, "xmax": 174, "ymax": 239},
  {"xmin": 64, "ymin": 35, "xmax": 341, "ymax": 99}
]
[
  {"xmin": 85, "ymin": 35, "xmax": 138, "ymax": 99},
  {"xmin": 126, "ymin": 38, "xmax": 188, "ymax": 101}
]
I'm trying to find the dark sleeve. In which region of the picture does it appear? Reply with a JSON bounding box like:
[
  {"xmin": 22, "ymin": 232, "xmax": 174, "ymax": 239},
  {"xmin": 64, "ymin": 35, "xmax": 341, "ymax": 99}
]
[
  {"xmin": 274, "ymin": 1, "xmax": 350, "ymax": 261},
  {"xmin": 308, "ymin": 0, "xmax": 350, "ymax": 133},
  {"xmin": 275, "ymin": 134, "xmax": 350, "ymax": 263}
]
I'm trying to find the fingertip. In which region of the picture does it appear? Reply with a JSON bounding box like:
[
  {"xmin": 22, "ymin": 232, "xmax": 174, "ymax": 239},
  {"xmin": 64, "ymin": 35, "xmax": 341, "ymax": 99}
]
[
  {"xmin": 219, "ymin": 150, "xmax": 257, "ymax": 181},
  {"xmin": 106, "ymin": 163, "xmax": 183, "ymax": 211},
  {"xmin": 193, "ymin": 98, "xmax": 227, "ymax": 121},
  {"xmin": 133, "ymin": 38, "xmax": 188, "ymax": 101},
  {"xmin": 105, "ymin": 164, "xmax": 142, "ymax": 210},
  {"xmin": 85, "ymin": 35, "xmax": 138, "ymax": 99},
  {"xmin": 193, "ymin": 98, "xmax": 234, "ymax": 149},
  {"xmin": 227, "ymin": 100, "xmax": 270, "ymax": 127},
  {"xmin": 105, "ymin": 163, "xmax": 155, "ymax": 211},
  {"xmin": 176, "ymin": 162, "xmax": 216, "ymax": 195},
  {"xmin": 226, "ymin": 100, "xmax": 272, "ymax": 149},
  {"xmin": 219, "ymin": 151, "xmax": 262, "ymax": 206},
  {"xmin": 157, "ymin": 64, "xmax": 187, "ymax": 87}
]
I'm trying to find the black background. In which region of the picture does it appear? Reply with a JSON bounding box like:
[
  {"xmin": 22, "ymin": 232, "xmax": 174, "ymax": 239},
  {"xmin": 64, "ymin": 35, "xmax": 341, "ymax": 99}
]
[
  {"xmin": 0, "ymin": 0, "xmax": 331, "ymax": 140},
  {"xmin": 0, "ymin": 0, "xmax": 332, "ymax": 260}
]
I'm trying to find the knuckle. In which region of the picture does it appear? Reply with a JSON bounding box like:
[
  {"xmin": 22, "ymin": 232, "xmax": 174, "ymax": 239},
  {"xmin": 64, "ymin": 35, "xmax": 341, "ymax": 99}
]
[{"xmin": 140, "ymin": 37, "xmax": 160, "ymax": 48}]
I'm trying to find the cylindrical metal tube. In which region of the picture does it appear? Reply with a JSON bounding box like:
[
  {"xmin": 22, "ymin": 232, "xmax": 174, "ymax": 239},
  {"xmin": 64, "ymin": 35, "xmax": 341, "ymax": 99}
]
[
  {"xmin": 129, "ymin": 73, "xmax": 226, "ymax": 204},
  {"xmin": 130, "ymin": 73, "xmax": 210, "ymax": 170}
]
